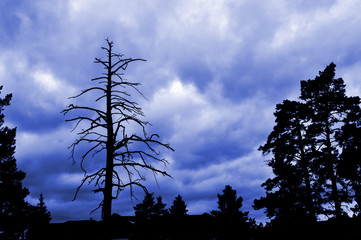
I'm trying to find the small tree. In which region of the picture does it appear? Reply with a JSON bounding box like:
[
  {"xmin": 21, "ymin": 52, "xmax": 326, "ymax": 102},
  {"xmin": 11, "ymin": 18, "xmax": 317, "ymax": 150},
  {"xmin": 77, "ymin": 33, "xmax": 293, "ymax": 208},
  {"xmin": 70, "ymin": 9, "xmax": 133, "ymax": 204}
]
[
  {"xmin": 134, "ymin": 192, "xmax": 156, "ymax": 219},
  {"xmin": 169, "ymin": 194, "xmax": 188, "ymax": 216},
  {"xmin": 211, "ymin": 185, "xmax": 248, "ymax": 219},
  {"xmin": 134, "ymin": 193, "xmax": 167, "ymax": 218},
  {"xmin": 0, "ymin": 85, "xmax": 30, "ymax": 239},
  {"xmin": 27, "ymin": 194, "xmax": 51, "ymax": 240},
  {"xmin": 35, "ymin": 194, "xmax": 51, "ymax": 224},
  {"xmin": 133, "ymin": 193, "xmax": 167, "ymax": 239},
  {"xmin": 154, "ymin": 196, "xmax": 167, "ymax": 216},
  {"xmin": 63, "ymin": 39, "xmax": 174, "ymax": 221},
  {"xmin": 212, "ymin": 185, "xmax": 251, "ymax": 240}
]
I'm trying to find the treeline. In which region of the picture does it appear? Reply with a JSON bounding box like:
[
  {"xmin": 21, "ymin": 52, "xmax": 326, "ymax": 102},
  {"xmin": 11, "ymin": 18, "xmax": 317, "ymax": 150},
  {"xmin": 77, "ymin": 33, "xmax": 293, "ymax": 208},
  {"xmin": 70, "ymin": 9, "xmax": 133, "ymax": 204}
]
[
  {"xmin": 130, "ymin": 185, "xmax": 254, "ymax": 239},
  {"xmin": 42, "ymin": 184, "xmax": 361, "ymax": 240}
]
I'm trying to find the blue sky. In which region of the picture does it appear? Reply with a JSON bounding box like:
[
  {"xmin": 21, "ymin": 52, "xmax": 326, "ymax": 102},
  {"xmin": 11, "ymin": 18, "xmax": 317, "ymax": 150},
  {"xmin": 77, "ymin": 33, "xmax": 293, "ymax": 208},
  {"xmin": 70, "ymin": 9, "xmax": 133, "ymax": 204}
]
[{"xmin": 2, "ymin": 0, "xmax": 361, "ymax": 223}]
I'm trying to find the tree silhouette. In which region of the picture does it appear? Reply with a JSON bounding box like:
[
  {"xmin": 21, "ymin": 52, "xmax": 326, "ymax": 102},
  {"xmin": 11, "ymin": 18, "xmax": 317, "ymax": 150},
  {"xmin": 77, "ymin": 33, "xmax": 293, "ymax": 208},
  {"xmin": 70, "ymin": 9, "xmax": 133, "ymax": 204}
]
[
  {"xmin": 134, "ymin": 192, "xmax": 156, "ymax": 219},
  {"xmin": 26, "ymin": 194, "xmax": 51, "ymax": 240},
  {"xmin": 133, "ymin": 193, "xmax": 167, "ymax": 218},
  {"xmin": 34, "ymin": 194, "xmax": 51, "ymax": 224},
  {"xmin": 255, "ymin": 62, "xmax": 361, "ymax": 225},
  {"xmin": 0, "ymin": 85, "xmax": 30, "ymax": 239},
  {"xmin": 63, "ymin": 39, "xmax": 174, "ymax": 222},
  {"xmin": 300, "ymin": 62, "xmax": 360, "ymax": 220},
  {"xmin": 212, "ymin": 185, "xmax": 252, "ymax": 240},
  {"xmin": 211, "ymin": 185, "xmax": 248, "ymax": 219},
  {"xmin": 154, "ymin": 196, "xmax": 168, "ymax": 216},
  {"xmin": 133, "ymin": 193, "xmax": 167, "ymax": 240},
  {"xmin": 254, "ymin": 100, "xmax": 321, "ymax": 224},
  {"xmin": 169, "ymin": 194, "xmax": 188, "ymax": 216}
]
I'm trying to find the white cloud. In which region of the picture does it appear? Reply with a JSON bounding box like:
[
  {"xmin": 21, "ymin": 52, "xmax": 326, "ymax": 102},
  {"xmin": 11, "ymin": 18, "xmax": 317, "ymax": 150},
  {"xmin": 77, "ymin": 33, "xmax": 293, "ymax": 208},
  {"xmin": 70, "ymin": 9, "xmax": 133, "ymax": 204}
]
[
  {"xmin": 58, "ymin": 172, "xmax": 84, "ymax": 186},
  {"xmin": 16, "ymin": 126, "xmax": 74, "ymax": 160},
  {"xmin": 0, "ymin": 49, "xmax": 77, "ymax": 114},
  {"xmin": 187, "ymin": 199, "xmax": 216, "ymax": 214},
  {"xmin": 269, "ymin": 0, "xmax": 361, "ymax": 54},
  {"xmin": 146, "ymin": 79, "xmax": 275, "ymax": 150},
  {"xmin": 153, "ymin": 0, "xmax": 243, "ymax": 69},
  {"xmin": 33, "ymin": 70, "xmax": 62, "ymax": 92},
  {"xmin": 166, "ymin": 147, "xmax": 271, "ymax": 191},
  {"xmin": 32, "ymin": 69, "xmax": 76, "ymax": 111}
]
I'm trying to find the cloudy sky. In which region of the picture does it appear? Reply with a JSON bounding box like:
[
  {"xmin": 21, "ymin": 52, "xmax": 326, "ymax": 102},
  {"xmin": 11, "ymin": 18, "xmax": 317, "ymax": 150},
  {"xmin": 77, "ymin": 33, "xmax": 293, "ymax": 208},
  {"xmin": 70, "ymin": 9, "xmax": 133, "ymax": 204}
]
[{"xmin": 2, "ymin": 0, "xmax": 361, "ymax": 223}]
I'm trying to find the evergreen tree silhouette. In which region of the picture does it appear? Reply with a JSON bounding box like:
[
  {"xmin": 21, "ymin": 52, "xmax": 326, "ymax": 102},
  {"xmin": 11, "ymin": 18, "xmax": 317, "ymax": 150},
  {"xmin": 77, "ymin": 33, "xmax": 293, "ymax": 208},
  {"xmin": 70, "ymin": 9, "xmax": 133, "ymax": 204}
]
[
  {"xmin": 134, "ymin": 192, "xmax": 156, "ymax": 219},
  {"xmin": 300, "ymin": 62, "xmax": 360, "ymax": 220},
  {"xmin": 133, "ymin": 193, "xmax": 167, "ymax": 240},
  {"xmin": 169, "ymin": 194, "xmax": 188, "ymax": 216},
  {"xmin": 26, "ymin": 194, "xmax": 52, "ymax": 240},
  {"xmin": 163, "ymin": 195, "xmax": 189, "ymax": 240},
  {"xmin": 254, "ymin": 100, "xmax": 321, "ymax": 224},
  {"xmin": 35, "ymin": 193, "xmax": 51, "ymax": 224},
  {"xmin": 0, "ymin": 86, "xmax": 30, "ymax": 239},
  {"xmin": 154, "ymin": 196, "xmax": 167, "ymax": 216},
  {"xmin": 255, "ymin": 62, "xmax": 361, "ymax": 231},
  {"xmin": 212, "ymin": 185, "xmax": 252, "ymax": 240}
]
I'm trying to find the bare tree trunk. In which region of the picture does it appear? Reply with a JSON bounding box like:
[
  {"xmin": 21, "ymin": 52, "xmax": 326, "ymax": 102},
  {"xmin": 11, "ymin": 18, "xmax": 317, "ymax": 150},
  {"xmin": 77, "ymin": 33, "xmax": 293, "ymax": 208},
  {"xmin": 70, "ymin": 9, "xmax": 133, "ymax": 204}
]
[{"xmin": 103, "ymin": 45, "xmax": 114, "ymax": 222}]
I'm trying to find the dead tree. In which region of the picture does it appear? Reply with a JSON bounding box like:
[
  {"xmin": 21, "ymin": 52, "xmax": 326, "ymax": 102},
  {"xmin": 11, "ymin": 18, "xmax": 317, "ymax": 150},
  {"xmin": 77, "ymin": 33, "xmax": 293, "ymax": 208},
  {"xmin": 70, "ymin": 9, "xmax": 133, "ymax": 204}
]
[{"xmin": 63, "ymin": 39, "xmax": 174, "ymax": 221}]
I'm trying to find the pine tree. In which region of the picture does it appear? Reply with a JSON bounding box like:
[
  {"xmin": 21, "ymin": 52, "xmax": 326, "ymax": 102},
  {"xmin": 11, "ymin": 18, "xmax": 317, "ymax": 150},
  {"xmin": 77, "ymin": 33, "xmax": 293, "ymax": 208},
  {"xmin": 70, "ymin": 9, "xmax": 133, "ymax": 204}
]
[
  {"xmin": 255, "ymin": 63, "xmax": 361, "ymax": 224},
  {"xmin": 212, "ymin": 185, "xmax": 248, "ymax": 219},
  {"xmin": 300, "ymin": 62, "xmax": 360, "ymax": 219},
  {"xmin": 134, "ymin": 192, "xmax": 156, "ymax": 219},
  {"xmin": 212, "ymin": 185, "xmax": 251, "ymax": 240},
  {"xmin": 154, "ymin": 196, "xmax": 167, "ymax": 216},
  {"xmin": 133, "ymin": 193, "xmax": 167, "ymax": 239},
  {"xmin": 36, "ymin": 194, "xmax": 51, "ymax": 224},
  {"xmin": 27, "ymin": 194, "xmax": 52, "ymax": 240},
  {"xmin": 254, "ymin": 100, "xmax": 320, "ymax": 224},
  {"xmin": 169, "ymin": 194, "xmax": 188, "ymax": 216},
  {"xmin": 0, "ymin": 86, "xmax": 30, "ymax": 239}
]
